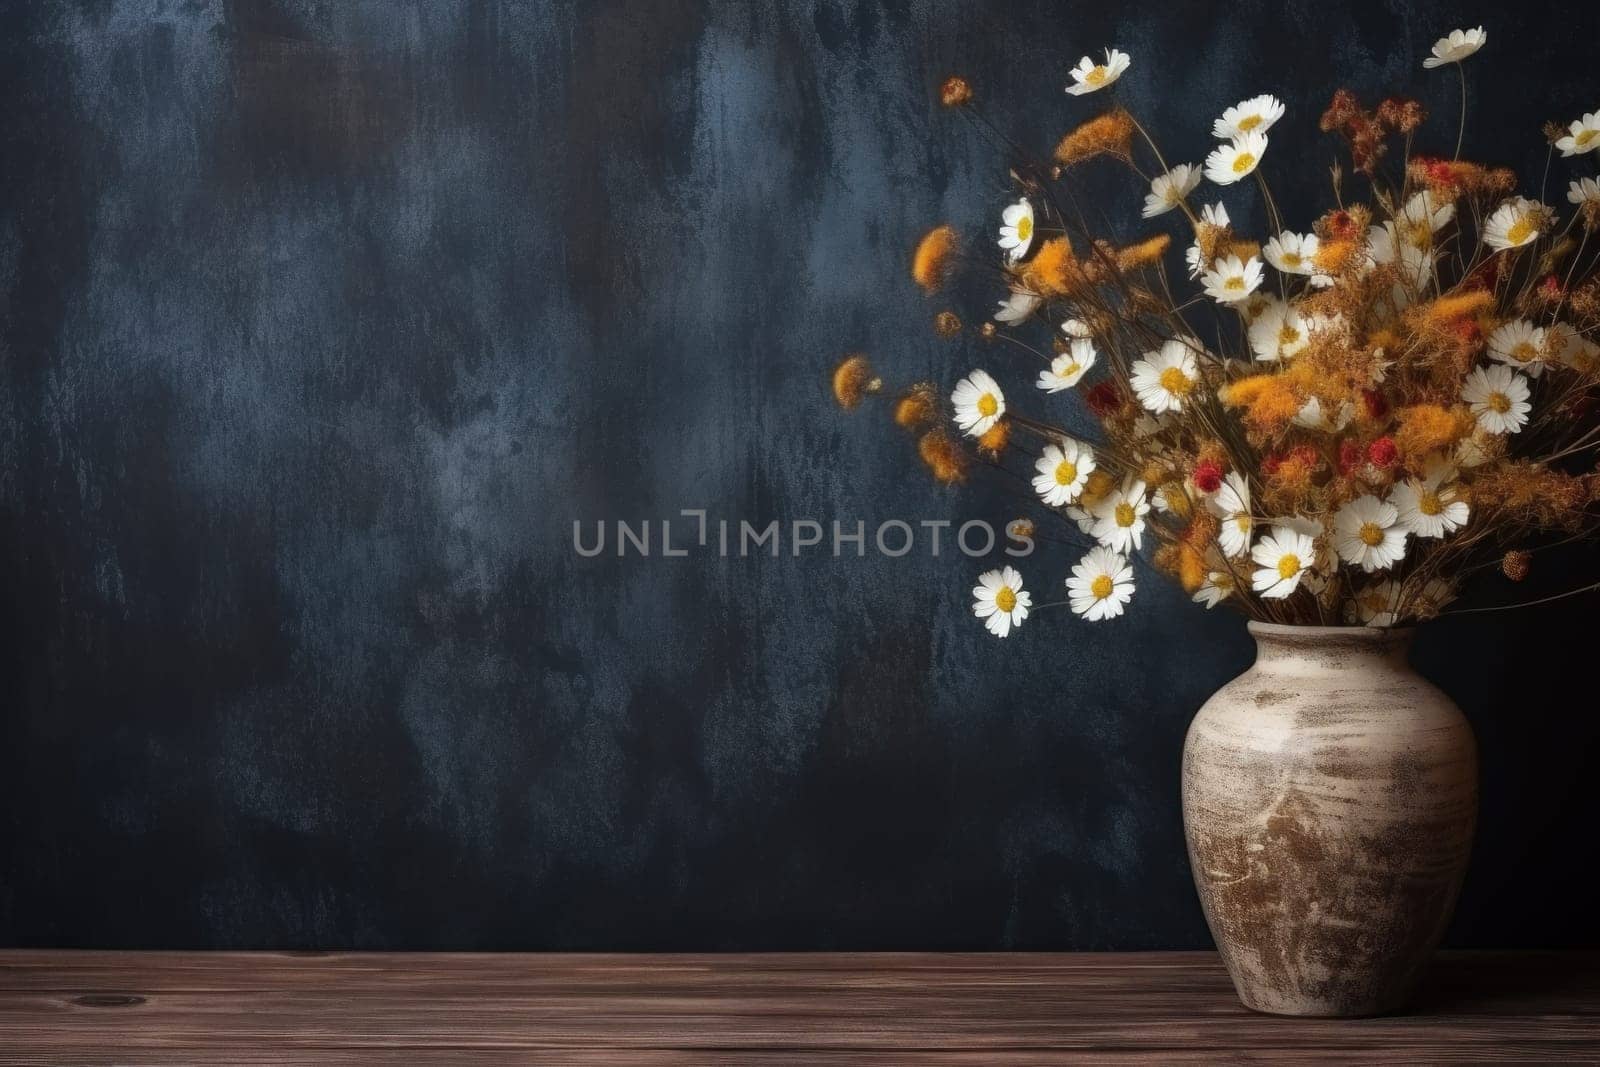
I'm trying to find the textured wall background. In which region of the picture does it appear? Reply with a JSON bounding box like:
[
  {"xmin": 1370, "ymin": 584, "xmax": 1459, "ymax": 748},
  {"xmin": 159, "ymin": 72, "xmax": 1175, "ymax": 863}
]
[{"xmin": 2, "ymin": 0, "xmax": 1597, "ymax": 949}]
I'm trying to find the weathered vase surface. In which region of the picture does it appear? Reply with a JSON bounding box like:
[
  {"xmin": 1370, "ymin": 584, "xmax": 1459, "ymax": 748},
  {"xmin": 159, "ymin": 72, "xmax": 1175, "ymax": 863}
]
[{"xmin": 1182, "ymin": 622, "xmax": 1477, "ymax": 1017}]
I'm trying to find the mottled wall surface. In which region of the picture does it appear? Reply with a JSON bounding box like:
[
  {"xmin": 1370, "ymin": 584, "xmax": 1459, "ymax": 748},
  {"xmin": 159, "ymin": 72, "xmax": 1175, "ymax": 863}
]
[{"xmin": 1, "ymin": 0, "xmax": 1597, "ymax": 949}]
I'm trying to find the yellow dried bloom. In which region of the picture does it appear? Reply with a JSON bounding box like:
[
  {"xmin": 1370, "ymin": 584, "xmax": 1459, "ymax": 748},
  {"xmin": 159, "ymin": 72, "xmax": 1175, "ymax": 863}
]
[
  {"xmin": 912, "ymin": 225, "xmax": 958, "ymax": 292},
  {"xmin": 1079, "ymin": 469, "xmax": 1117, "ymax": 511},
  {"xmin": 939, "ymin": 76, "xmax": 972, "ymax": 108},
  {"xmin": 893, "ymin": 382, "xmax": 939, "ymax": 430},
  {"xmin": 1421, "ymin": 290, "xmax": 1496, "ymax": 325},
  {"xmin": 832, "ymin": 354, "xmax": 881, "ymax": 409},
  {"xmin": 976, "ymin": 419, "xmax": 1010, "ymax": 458},
  {"xmin": 918, "ymin": 429, "xmax": 969, "ymax": 485},
  {"xmin": 1053, "ymin": 108, "xmax": 1135, "ymax": 165},
  {"xmin": 934, "ymin": 310, "xmax": 962, "ymax": 337}
]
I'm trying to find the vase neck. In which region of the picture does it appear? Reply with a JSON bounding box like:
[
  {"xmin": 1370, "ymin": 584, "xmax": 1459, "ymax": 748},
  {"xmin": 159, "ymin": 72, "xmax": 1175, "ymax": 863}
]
[{"xmin": 1247, "ymin": 623, "xmax": 1415, "ymax": 676}]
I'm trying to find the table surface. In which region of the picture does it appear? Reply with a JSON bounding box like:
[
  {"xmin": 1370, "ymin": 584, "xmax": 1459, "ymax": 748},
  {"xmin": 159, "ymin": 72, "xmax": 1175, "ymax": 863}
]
[{"xmin": 1, "ymin": 950, "xmax": 1596, "ymax": 1063}]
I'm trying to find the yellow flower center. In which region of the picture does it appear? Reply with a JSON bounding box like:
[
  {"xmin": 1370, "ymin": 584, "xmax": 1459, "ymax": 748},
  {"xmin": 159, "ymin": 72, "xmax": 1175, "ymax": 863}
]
[
  {"xmin": 1505, "ymin": 216, "xmax": 1536, "ymax": 245},
  {"xmin": 1114, "ymin": 501, "xmax": 1137, "ymax": 528},
  {"xmin": 1231, "ymin": 152, "xmax": 1256, "ymax": 174},
  {"xmin": 1278, "ymin": 325, "xmax": 1301, "ymax": 347},
  {"xmin": 1510, "ymin": 342, "xmax": 1538, "ymax": 364},
  {"xmin": 995, "ymin": 586, "xmax": 1017, "ymax": 613},
  {"xmin": 1086, "ymin": 66, "xmax": 1108, "ymax": 86},
  {"xmin": 1237, "ymin": 114, "xmax": 1263, "ymax": 133},
  {"xmin": 1159, "ymin": 366, "xmax": 1194, "ymax": 395},
  {"xmin": 1358, "ymin": 521, "xmax": 1385, "ymax": 547},
  {"xmin": 1016, "ymin": 216, "xmax": 1034, "ymax": 241},
  {"xmin": 1406, "ymin": 220, "xmax": 1433, "ymax": 248},
  {"xmin": 1224, "ymin": 275, "xmax": 1246, "ymax": 291},
  {"xmin": 1235, "ymin": 514, "xmax": 1252, "ymax": 534},
  {"xmin": 1054, "ymin": 460, "xmax": 1079, "ymax": 486},
  {"xmin": 1418, "ymin": 491, "xmax": 1443, "ymax": 516},
  {"xmin": 1276, "ymin": 554, "xmax": 1301, "ymax": 579},
  {"xmin": 1487, "ymin": 391, "xmax": 1511, "ymax": 414},
  {"xmin": 1281, "ymin": 251, "xmax": 1301, "ymax": 268},
  {"xmin": 1090, "ymin": 574, "xmax": 1114, "ymax": 599},
  {"xmin": 1578, "ymin": 129, "xmax": 1598, "ymax": 148},
  {"xmin": 977, "ymin": 393, "xmax": 998, "ymax": 417}
]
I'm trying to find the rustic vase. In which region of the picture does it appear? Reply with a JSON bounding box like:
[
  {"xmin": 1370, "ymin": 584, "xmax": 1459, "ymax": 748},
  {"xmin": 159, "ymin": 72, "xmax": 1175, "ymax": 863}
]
[{"xmin": 1181, "ymin": 622, "xmax": 1478, "ymax": 1017}]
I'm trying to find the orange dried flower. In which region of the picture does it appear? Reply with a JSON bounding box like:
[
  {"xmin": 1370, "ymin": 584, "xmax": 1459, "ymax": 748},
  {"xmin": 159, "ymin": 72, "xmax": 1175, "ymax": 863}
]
[
  {"xmin": 893, "ymin": 382, "xmax": 939, "ymax": 429},
  {"xmin": 832, "ymin": 354, "xmax": 881, "ymax": 409},
  {"xmin": 1393, "ymin": 404, "xmax": 1471, "ymax": 462},
  {"xmin": 1022, "ymin": 237, "xmax": 1087, "ymax": 296},
  {"xmin": 1223, "ymin": 373, "xmax": 1302, "ymax": 439},
  {"xmin": 976, "ymin": 419, "xmax": 1010, "ymax": 458},
  {"xmin": 1176, "ymin": 540, "xmax": 1207, "ymax": 593},
  {"xmin": 1115, "ymin": 234, "xmax": 1171, "ymax": 272},
  {"xmin": 1053, "ymin": 108, "xmax": 1135, "ymax": 165},
  {"xmin": 918, "ymin": 429, "xmax": 969, "ymax": 485},
  {"xmin": 939, "ymin": 76, "xmax": 972, "ymax": 108},
  {"xmin": 912, "ymin": 225, "xmax": 958, "ymax": 292},
  {"xmin": 1312, "ymin": 238, "xmax": 1359, "ymax": 276},
  {"xmin": 1078, "ymin": 469, "xmax": 1117, "ymax": 511},
  {"xmin": 1421, "ymin": 290, "xmax": 1496, "ymax": 325},
  {"xmin": 933, "ymin": 310, "xmax": 962, "ymax": 337}
]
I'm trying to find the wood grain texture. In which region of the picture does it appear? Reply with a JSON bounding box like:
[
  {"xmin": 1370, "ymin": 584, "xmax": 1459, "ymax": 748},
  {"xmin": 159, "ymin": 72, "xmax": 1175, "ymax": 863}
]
[{"xmin": 1, "ymin": 951, "xmax": 1597, "ymax": 1063}]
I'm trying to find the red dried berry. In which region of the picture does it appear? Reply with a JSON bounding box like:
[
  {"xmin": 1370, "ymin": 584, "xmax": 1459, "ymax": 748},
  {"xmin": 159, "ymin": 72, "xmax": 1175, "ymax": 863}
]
[
  {"xmin": 1367, "ymin": 437, "xmax": 1398, "ymax": 467},
  {"xmin": 1193, "ymin": 460, "xmax": 1224, "ymax": 494}
]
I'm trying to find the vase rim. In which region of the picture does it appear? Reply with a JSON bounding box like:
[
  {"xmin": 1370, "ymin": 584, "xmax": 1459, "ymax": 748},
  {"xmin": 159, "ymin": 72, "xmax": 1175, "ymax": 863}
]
[{"xmin": 1247, "ymin": 621, "xmax": 1416, "ymax": 639}]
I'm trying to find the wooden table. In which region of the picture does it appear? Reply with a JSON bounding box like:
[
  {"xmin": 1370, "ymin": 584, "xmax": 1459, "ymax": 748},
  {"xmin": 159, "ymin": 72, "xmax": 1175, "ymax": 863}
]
[{"xmin": 1, "ymin": 951, "xmax": 1595, "ymax": 1063}]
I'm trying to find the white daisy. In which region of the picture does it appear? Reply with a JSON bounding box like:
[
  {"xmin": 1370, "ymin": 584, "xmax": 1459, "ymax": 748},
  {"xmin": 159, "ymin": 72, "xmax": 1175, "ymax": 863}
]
[
  {"xmin": 1247, "ymin": 299, "xmax": 1311, "ymax": 361},
  {"xmin": 1129, "ymin": 339, "xmax": 1199, "ymax": 414},
  {"xmin": 1065, "ymin": 48, "xmax": 1131, "ymax": 96},
  {"xmin": 998, "ymin": 199, "xmax": 1035, "ymax": 263},
  {"xmin": 1412, "ymin": 578, "xmax": 1459, "ymax": 620},
  {"xmin": 994, "ymin": 290, "xmax": 1042, "ymax": 324},
  {"xmin": 1142, "ymin": 164, "xmax": 1202, "ymax": 218},
  {"xmin": 1037, "ymin": 338, "xmax": 1097, "ymax": 392},
  {"xmin": 1550, "ymin": 322, "xmax": 1600, "ymax": 374},
  {"xmin": 1292, "ymin": 396, "xmax": 1354, "ymax": 432},
  {"xmin": 1238, "ymin": 291, "xmax": 1276, "ymax": 324},
  {"xmin": 1333, "ymin": 494, "xmax": 1408, "ymax": 573},
  {"xmin": 1262, "ymin": 231, "xmax": 1319, "ymax": 275},
  {"xmin": 1272, "ymin": 515, "xmax": 1335, "ymax": 576},
  {"xmin": 1569, "ymin": 177, "xmax": 1600, "ymax": 206},
  {"xmin": 1391, "ymin": 464, "xmax": 1470, "ymax": 539},
  {"xmin": 1032, "ymin": 439, "xmax": 1096, "ymax": 507},
  {"xmin": 1089, "ymin": 478, "xmax": 1149, "ymax": 554},
  {"xmin": 1206, "ymin": 472, "xmax": 1254, "ymax": 557},
  {"xmin": 1192, "ymin": 559, "xmax": 1238, "ymax": 610},
  {"xmin": 1060, "ymin": 318, "xmax": 1094, "ymax": 338},
  {"xmin": 1212, "ymin": 95, "xmax": 1286, "ymax": 141},
  {"xmin": 1462, "ymin": 364, "xmax": 1531, "ymax": 435},
  {"xmin": 1486, "ymin": 320, "xmax": 1548, "ymax": 378},
  {"xmin": 1555, "ymin": 111, "xmax": 1600, "ymax": 157},
  {"xmin": 1066, "ymin": 546, "xmax": 1136, "ymax": 621},
  {"xmin": 1201, "ymin": 254, "xmax": 1264, "ymax": 304},
  {"xmin": 950, "ymin": 369, "xmax": 1006, "ymax": 437},
  {"xmin": 1367, "ymin": 223, "xmax": 1434, "ymax": 288},
  {"xmin": 1250, "ymin": 526, "xmax": 1317, "ymax": 599},
  {"xmin": 972, "ymin": 566, "xmax": 1031, "ymax": 638},
  {"xmin": 1186, "ymin": 203, "xmax": 1230, "ymax": 278},
  {"xmin": 1422, "ymin": 26, "xmax": 1486, "ymax": 68},
  {"xmin": 1065, "ymin": 505, "xmax": 1097, "ymax": 536},
  {"xmin": 1483, "ymin": 197, "xmax": 1547, "ymax": 253},
  {"xmin": 1204, "ymin": 130, "xmax": 1269, "ymax": 186},
  {"xmin": 1394, "ymin": 190, "xmax": 1456, "ymax": 250},
  {"xmin": 1350, "ymin": 579, "xmax": 1404, "ymax": 627}
]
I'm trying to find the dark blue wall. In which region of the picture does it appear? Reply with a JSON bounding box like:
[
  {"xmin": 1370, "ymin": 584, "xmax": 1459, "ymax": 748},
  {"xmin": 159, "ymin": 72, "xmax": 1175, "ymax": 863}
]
[{"xmin": 2, "ymin": 0, "xmax": 1597, "ymax": 949}]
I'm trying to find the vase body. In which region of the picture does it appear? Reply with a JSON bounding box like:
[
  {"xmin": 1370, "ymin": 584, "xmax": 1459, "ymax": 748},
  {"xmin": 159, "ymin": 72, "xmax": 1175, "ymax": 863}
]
[{"xmin": 1182, "ymin": 622, "xmax": 1477, "ymax": 1017}]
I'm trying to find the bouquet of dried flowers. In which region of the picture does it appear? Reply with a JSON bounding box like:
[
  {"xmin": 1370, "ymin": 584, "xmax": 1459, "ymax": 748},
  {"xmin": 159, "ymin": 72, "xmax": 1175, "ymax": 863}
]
[{"xmin": 835, "ymin": 26, "xmax": 1600, "ymax": 636}]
